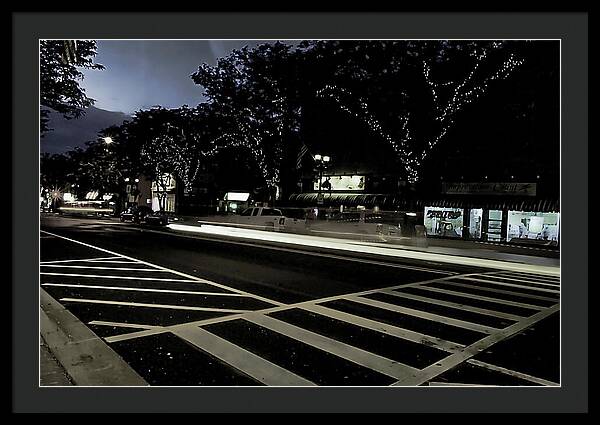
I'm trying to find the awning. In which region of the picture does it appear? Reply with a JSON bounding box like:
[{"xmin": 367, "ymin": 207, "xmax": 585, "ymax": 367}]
[{"xmin": 287, "ymin": 193, "xmax": 559, "ymax": 212}]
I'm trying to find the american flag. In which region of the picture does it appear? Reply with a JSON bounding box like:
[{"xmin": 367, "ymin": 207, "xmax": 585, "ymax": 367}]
[{"xmin": 296, "ymin": 143, "xmax": 309, "ymax": 169}]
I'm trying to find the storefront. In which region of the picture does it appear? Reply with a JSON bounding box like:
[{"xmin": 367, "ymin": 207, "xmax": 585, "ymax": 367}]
[{"xmin": 151, "ymin": 173, "xmax": 177, "ymax": 212}]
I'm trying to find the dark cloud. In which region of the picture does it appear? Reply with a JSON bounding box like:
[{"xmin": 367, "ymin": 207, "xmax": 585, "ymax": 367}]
[{"xmin": 80, "ymin": 40, "xmax": 287, "ymax": 114}]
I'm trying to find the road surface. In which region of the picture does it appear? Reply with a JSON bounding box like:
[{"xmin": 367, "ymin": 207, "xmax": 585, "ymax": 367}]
[{"xmin": 40, "ymin": 215, "xmax": 560, "ymax": 386}]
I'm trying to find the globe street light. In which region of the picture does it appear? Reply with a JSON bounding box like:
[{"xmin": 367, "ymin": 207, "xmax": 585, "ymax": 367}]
[
  {"xmin": 314, "ymin": 153, "xmax": 331, "ymax": 206},
  {"xmin": 103, "ymin": 137, "xmax": 114, "ymax": 144}
]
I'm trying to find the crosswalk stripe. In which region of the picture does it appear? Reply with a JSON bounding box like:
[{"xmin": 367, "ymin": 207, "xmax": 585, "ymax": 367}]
[
  {"xmin": 88, "ymin": 320, "xmax": 161, "ymax": 330},
  {"xmin": 43, "ymin": 283, "xmax": 242, "ymax": 297},
  {"xmin": 302, "ymin": 304, "xmax": 464, "ymax": 353},
  {"xmin": 171, "ymin": 326, "xmax": 315, "ymax": 386},
  {"xmin": 414, "ymin": 285, "xmax": 549, "ymax": 310},
  {"xmin": 41, "ymin": 273, "xmax": 204, "ymax": 283},
  {"xmin": 381, "ymin": 289, "xmax": 523, "ymax": 321},
  {"xmin": 59, "ymin": 297, "xmax": 249, "ymax": 313},
  {"xmin": 493, "ymin": 271, "xmax": 560, "ymax": 281},
  {"xmin": 347, "ymin": 295, "xmax": 497, "ymax": 334},
  {"xmin": 40, "ymin": 257, "xmax": 125, "ymax": 264},
  {"xmin": 466, "ymin": 359, "xmax": 559, "ymax": 386},
  {"xmin": 245, "ymin": 313, "xmax": 418, "ymax": 380},
  {"xmin": 435, "ymin": 280, "xmax": 558, "ymax": 303},
  {"xmin": 459, "ymin": 276, "xmax": 560, "ymax": 294},
  {"xmin": 485, "ymin": 274, "xmax": 560, "ymax": 287},
  {"xmin": 41, "ymin": 265, "xmax": 170, "ymax": 272},
  {"xmin": 392, "ymin": 304, "xmax": 560, "ymax": 386}
]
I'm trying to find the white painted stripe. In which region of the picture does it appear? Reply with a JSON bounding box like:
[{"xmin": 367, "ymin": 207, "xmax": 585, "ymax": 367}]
[
  {"xmin": 302, "ymin": 304, "xmax": 464, "ymax": 353},
  {"xmin": 494, "ymin": 271, "xmax": 560, "ymax": 281},
  {"xmin": 59, "ymin": 297, "xmax": 249, "ymax": 313},
  {"xmin": 347, "ymin": 295, "xmax": 496, "ymax": 334},
  {"xmin": 245, "ymin": 313, "xmax": 417, "ymax": 380},
  {"xmin": 105, "ymin": 329, "xmax": 167, "ymax": 343},
  {"xmin": 382, "ymin": 290, "xmax": 523, "ymax": 321},
  {"xmin": 40, "ymin": 230, "xmax": 283, "ymax": 307},
  {"xmin": 487, "ymin": 274, "xmax": 561, "ymax": 287},
  {"xmin": 40, "ymin": 257, "xmax": 125, "ymax": 264},
  {"xmin": 460, "ymin": 276, "xmax": 560, "ymax": 294},
  {"xmin": 414, "ymin": 285, "xmax": 548, "ymax": 310},
  {"xmin": 392, "ymin": 305, "xmax": 560, "ymax": 386},
  {"xmin": 88, "ymin": 320, "xmax": 160, "ymax": 330},
  {"xmin": 43, "ymin": 283, "xmax": 243, "ymax": 297},
  {"xmin": 171, "ymin": 326, "xmax": 315, "ymax": 386},
  {"xmin": 41, "ymin": 264, "xmax": 169, "ymax": 272},
  {"xmin": 466, "ymin": 359, "xmax": 559, "ymax": 386},
  {"xmin": 435, "ymin": 280, "xmax": 559, "ymax": 303},
  {"xmin": 41, "ymin": 272, "xmax": 203, "ymax": 283}
]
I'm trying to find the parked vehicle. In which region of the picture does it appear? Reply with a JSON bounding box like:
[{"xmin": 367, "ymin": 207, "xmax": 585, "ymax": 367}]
[
  {"xmin": 120, "ymin": 205, "xmax": 153, "ymax": 223},
  {"xmin": 142, "ymin": 211, "xmax": 169, "ymax": 226},
  {"xmin": 235, "ymin": 207, "xmax": 286, "ymax": 230}
]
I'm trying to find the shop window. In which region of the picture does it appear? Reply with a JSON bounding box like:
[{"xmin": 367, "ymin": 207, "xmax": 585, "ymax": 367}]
[
  {"xmin": 507, "ymin": 211, "xmax": 560, "ymax": 242},
  {"xmin": 487, "ymin": 210, "xmax": 503, "ymax": 241},
  {"xmin": 469, "ymin": 209, "xmax": 483, "ymax": 239},
  {"xmin": 424, "ymin": 207, "xmax": 464, "ymax": 238}
]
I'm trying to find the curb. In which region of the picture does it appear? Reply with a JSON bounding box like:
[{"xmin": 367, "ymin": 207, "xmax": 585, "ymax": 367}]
[{"xmin": 40, "ymin": 288, "xmax": 148, "ymax": 386}]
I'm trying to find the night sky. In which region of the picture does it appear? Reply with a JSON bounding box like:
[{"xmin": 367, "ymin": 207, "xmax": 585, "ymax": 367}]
[{"xmin": 80, "ymin": 40, "xmax": 282, "ymax": 114}]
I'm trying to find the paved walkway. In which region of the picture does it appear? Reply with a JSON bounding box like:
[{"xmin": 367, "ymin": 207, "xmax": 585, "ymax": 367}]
[{"xmin": 40, "ymin": 335, "xmax": 72, "ymax": 386}]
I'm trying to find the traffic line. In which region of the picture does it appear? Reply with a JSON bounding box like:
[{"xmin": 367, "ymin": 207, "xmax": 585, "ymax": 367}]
[
  {"xmin": 59, "ymin": 297, "xmax": 250, "ymax": 313},
  {"xmin": 88, "ymin": 320, "xmax": 161, "ymax": 330},
  {"xmin": 244, "ymin": 313, "xmax": 418, "ymax": 381},
  {"xmin": 41, "ymin": 272, "xmax": 209, "ymax": 283},
  {"xmin": 41, "ymin": 265, "xmax": 170, "ymax": 272},
  {"xmin": 466, "ymin": 359, "xmax": 559, "ymax": 386},
  {"xmin": 433, "ymin": 280, "xmax": 559, "ymax": 304},
  {"xmin": 301, "ymin": 304, "xmax": 464, "ymax": 353},
  {"xmin": 480, "ymin": 274, "xmax": 561, "ymax": 288},
  {"xmin": 459, "ymin": 276, "xmax": 560, "ymax": 294},
  {"xmin": 171, "ymin": 325, "xmax": 316, "ymax": 386},
  {"xmin": 492, "ymin": 270, "xmax": 561, "ymax": 282},
  {"xmin": 347, "ymin": 295, "xmax": 497, "ymax": 334},
  {"xmin": 43, "ymin": 283, "xmax": 246, "ymax": 297},
  {"xmin": 391, "ymin": 304, "xmax": 560, "ymax": 386},
  {"xmin": 40, "ymin": 257, "xmax": 126, "ymax": 264},
  {"xmin": 105, "ymin": 329, "xmax": 168, "ymax": 343},
  {"xmin": 40, "ymin": 230, "xmax": 283, "ymax": 307},
  {"xmin": 380, "ymin": 289, "xmax": 523, "ymax": 321},
  {"xmin": 414, "ymin": 285, "xmax": 549, "ymax": 311}
]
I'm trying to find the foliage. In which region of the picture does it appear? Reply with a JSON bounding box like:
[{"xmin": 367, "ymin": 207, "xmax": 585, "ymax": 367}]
[{"xmin": 40, "ymin": 40, "xmax": 104, "ymax": 135}]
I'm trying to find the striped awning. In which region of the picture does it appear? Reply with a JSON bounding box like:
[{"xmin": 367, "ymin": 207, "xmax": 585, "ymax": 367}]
[{"xmin": 287, "ymin": 193, "xmax": 559, "ymax": 212}]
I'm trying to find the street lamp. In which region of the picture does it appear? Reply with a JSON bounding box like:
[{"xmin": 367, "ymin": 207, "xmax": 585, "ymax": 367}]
[
  {"xmin": 314, "ymin": 153, "xmax": 331, "ymax": 206},
  {"xmin": 103, "ymin": 137, "xmax": 114, "ymax": 144}
]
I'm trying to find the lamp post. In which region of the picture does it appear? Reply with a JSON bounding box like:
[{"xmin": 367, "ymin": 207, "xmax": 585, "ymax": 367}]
[{"xmin": 314, "ymin": 154, "xmax": 331, "ymax": 206}]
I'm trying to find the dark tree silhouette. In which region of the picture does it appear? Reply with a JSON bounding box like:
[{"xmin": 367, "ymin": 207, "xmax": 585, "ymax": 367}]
[{"xmin": 40, "ymin": 40, "xmax": 104, "ymax": 135}]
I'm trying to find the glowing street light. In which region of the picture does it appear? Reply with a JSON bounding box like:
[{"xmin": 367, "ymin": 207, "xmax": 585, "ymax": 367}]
[{"xmin": 103, "ymin": 137, "xmax": 114, "ymax": 144}]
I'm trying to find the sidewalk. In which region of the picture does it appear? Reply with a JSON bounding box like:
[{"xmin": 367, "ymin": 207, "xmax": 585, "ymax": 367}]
[
  {"xmin": 40, "ymin": 335, "xmax": 73, "ymax": 386},
  {"xmin": 40, "ymin": 288, "xmax": 148, "ymax": 386}
]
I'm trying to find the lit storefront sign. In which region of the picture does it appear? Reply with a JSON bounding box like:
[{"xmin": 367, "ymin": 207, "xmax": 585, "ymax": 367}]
[
  {"xmin": 225, "ymin": 192, "xmax": 250, "ymax": 202},
  {"xmin": 424, "ymin": 207, "xmax": 464, "ymax": 238},
  {"xmin": 314, "ymin": 175, "xmax": 365, "ymax": 191},
  {"xmin": 442, "ymin": 182, "xmax": 537, "ymax": 196},
  {"xmin": 507, "ymin": 211, "xmax": 560, "ymax": 242},
  {"xmin": 63, "ymin": 192, "xmax": 74, "ymax": 202}
]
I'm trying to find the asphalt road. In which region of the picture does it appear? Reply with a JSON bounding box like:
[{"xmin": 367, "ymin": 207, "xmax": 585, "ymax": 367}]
[{"xmin": 40, "ymin": 214, "xmax": 560, "ymax": 386}]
